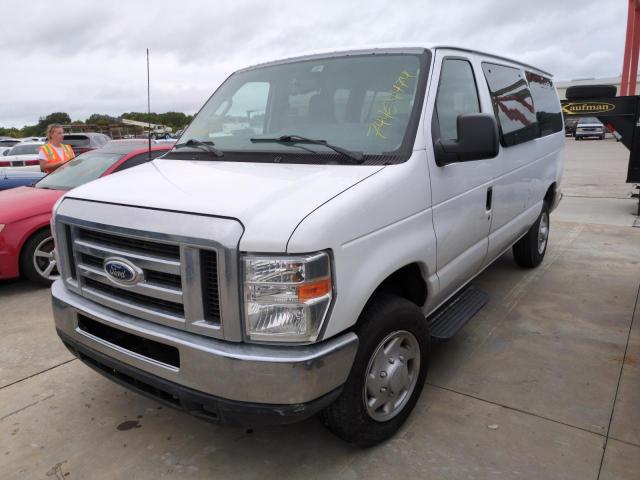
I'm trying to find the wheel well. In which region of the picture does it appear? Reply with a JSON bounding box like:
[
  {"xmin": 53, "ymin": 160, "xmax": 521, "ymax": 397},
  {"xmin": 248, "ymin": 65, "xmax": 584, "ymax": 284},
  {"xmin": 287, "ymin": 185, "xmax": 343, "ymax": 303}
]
[
  {"xmin": 371, "ymin": 263, "xmax": 427, "ymax": 308},
  {"xmin": 544, "ymin": 182, "xmax": 556, "ymax": 207}
]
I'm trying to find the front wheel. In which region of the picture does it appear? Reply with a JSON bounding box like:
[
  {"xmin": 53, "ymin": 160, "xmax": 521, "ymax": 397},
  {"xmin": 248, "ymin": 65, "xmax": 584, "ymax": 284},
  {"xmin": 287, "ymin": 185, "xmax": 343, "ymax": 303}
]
[
  {"xmin": 20, "ymin": 229, "xmax": 59, "ymax": 286},
  {"xmin": 321, "ymin": 294, "xmax": 429, "ymax": 447},
  {"xmin": 513, "ymin": 202, "xmax": 550, "ymax": 268}
]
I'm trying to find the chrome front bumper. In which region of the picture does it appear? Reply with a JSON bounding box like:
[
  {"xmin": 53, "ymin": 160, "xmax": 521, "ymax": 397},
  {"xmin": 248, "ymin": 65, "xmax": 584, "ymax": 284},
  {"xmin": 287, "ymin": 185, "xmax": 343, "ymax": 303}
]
[{"xmin": 52, "ymin": 280, "xmax": 358, "ymax": 407}]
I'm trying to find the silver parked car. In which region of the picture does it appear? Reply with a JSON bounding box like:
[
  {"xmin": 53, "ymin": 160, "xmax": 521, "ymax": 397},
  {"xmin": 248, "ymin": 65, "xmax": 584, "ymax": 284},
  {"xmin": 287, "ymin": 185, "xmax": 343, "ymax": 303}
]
[{"xmin": 575, "ymin": 117, "xmax": 606, "ymax": 140}]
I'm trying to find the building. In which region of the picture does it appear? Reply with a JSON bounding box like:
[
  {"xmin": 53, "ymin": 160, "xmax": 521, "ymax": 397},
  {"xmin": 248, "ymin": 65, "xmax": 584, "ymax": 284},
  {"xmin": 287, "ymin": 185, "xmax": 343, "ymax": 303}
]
[{"xmin": 555, "ymin": 75, "xmax": 640, "ymax": 100}]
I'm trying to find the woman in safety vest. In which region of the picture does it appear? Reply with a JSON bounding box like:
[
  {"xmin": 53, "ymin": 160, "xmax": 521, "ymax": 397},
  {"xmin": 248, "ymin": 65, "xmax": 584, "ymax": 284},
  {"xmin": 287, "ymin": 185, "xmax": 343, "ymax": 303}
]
[{"xmin": 38, "ymin": 124, "xmax": 75, "ymax": 173}]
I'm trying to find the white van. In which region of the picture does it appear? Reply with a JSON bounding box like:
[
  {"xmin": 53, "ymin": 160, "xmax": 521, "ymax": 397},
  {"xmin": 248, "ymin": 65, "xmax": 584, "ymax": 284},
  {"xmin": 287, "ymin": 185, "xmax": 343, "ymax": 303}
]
[{"xmin": 50, "ymin": 46, "xmax": 564, "ymax": 446}]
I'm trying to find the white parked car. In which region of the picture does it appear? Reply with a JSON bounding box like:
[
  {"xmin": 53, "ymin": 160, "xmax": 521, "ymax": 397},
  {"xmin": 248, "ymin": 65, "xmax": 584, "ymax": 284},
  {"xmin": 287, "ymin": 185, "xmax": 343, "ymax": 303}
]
[
  {"xmin": 50, "ymin": 45, "xmax": 564, "ymax": 446},
  {"xmin": 0, "ymin": 137, "xmax": 21, "ymax": 150},
  {"xmin": 575, "ymin": 116, "xmax": 606, "ymax": 140},
  {"xmin": 0, "ymin": 141, "xmax": 43, "ymax": 170}
]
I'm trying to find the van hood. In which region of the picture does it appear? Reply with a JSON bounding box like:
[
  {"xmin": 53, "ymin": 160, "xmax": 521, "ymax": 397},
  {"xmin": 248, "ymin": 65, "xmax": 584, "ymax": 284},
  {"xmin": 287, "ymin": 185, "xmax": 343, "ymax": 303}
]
[{"xmin": 65, "ymin": 159, "xmax": 385, "ymax": 251}]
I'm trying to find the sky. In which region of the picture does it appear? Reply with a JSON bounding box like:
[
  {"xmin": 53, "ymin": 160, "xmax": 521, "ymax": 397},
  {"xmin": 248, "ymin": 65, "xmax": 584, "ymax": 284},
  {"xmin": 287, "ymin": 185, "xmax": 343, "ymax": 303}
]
[{"xmin": 0, "ymin": 0, "xmax": 628, "ymax": 128}]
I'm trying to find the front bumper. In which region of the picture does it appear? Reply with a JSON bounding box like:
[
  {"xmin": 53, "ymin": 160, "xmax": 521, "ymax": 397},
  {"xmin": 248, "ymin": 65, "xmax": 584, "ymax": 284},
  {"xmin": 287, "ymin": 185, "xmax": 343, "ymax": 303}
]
[
  {"xmin": 575, "ymin": 130, "xmax": 604, "ymax": 138},
  {"xmin": 52, "ymin": 280, "xmax": 358, "ymax": 425}
]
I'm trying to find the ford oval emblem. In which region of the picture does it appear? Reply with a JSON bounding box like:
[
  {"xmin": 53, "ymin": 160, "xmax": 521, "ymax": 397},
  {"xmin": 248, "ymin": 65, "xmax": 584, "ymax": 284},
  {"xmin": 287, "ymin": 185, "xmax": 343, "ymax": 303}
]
[{"xmin": 103, "ymin": 257, "xmax": 143, "ymax": 286}]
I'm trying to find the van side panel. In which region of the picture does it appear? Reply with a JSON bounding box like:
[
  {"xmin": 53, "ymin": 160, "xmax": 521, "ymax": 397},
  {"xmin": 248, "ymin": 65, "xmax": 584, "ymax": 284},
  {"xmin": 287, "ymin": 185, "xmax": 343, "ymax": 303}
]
[
  {"xmin": 423, "ymin": 51, "xmax": 495, "ymax": 306},
  {"xmin": 472, "ymin": 60, "xmax": 564, "ymax": 264},
  {"xmin": 286, "ymin": 150, "xmax": 438, "ymax": 340}
]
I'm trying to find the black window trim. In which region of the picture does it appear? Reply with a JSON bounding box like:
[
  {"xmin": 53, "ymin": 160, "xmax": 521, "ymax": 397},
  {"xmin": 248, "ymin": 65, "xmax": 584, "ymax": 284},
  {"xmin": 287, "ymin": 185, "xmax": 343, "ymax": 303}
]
[{"xmin": 430, "ymin": 55, "xmax": 483, "ymax": 166}]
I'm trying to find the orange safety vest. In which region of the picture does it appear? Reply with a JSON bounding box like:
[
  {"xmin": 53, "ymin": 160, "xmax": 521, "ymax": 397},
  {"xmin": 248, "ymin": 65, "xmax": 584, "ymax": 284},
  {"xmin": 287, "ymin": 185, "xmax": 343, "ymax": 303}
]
[{"xmin": 40, "ymin": 143, "xmax": 75, "ymax": 173}]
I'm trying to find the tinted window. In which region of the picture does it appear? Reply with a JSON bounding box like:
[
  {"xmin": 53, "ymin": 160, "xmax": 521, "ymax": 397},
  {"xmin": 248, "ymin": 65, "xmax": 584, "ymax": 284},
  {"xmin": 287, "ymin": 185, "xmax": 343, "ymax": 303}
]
[
  {"xmin": 64, "ymin": 135, "xmax": 91, "ymax": 147},
  {"xmin": 435, "ymin": 59, "xmax": 480, "ymax": 140},
  {"xmin": 577, "ymin": 117, "xmax": 602, "ymax": 124},
  {"xmin": 113, "ymin": 150, "xmax": 167, "ymax": 172},
  {"xmin": 35, "ymin": 152, "xmax": 121, "ymax": 190},
  {"xmin": 179, "ymin": 53, "xmax": 426, "ymax": 161},
  {"xmin": 8, "ymin": 144, "xmax": 41, "ymax": 155},
  {"xmin": 525, "ymin": 71, "xmax": 562, "ymax": 136},
  {"xmin": 482, "ymin": 62, "xmax": 538, "ymax": 147}
]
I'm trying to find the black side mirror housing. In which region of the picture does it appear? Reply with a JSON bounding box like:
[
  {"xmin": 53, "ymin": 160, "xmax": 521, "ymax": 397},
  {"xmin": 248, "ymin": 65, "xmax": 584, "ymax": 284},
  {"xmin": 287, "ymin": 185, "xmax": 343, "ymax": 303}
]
[{"xmin": 435, "ymin": 113, "xmax": 500, "ymax": 165}]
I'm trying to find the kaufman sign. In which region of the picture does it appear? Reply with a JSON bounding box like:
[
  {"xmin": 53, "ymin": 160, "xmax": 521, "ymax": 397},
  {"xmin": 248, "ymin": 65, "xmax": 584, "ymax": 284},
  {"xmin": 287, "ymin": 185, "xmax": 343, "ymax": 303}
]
[{"xmin": 562, "ymin": 102, "xmax": 616, "ymax": 115}]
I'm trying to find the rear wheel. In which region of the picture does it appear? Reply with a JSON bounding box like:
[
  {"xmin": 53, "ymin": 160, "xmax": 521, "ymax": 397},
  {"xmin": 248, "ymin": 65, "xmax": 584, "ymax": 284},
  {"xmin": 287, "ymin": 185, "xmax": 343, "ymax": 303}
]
[
  {"xmin": 20, "ymin": 229, "xmax": 59, "ymax": 286},
  {"xmin": 513, "ymin": 202, "xmax": 550, "ymax": 268},
  {"xmin": 321, "ymin": 294, "xmax": 429, "ymax": 447}
]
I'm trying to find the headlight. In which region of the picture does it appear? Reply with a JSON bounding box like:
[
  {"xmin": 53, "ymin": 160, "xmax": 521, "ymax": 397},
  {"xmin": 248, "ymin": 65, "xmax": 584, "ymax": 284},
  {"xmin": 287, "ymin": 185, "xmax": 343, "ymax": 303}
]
[{"xmin": 242, "ymin": 252, "xmax": 332, "ymax": 343}]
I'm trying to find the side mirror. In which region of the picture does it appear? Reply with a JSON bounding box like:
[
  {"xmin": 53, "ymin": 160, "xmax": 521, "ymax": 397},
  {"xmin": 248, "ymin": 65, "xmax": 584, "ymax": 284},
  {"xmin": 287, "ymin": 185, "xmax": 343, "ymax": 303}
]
[
  {"xmin": 435, "ymin": 113, "xmax": 499, "ymax": 165},
  {"xmin": 2, "ymin": 150, "xmax": 8, "ymax": 156}
]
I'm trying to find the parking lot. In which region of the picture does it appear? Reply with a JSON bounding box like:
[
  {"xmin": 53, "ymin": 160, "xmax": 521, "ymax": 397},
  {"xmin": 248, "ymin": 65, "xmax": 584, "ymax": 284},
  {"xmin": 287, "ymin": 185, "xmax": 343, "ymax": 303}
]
[{"xmin": 1, "ymin": 138, "xmax": 639, "ymax": 479}]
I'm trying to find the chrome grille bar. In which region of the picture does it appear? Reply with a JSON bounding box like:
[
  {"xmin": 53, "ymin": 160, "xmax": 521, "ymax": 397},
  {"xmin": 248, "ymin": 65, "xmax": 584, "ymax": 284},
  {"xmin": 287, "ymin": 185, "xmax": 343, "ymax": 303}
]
[
  {"xmin": 77, "ymin": 264, "xmax": 183, "ymax": 303},
  {"xmin": 74, "ymin": 239, "xmax": 181, "ymax": 275}
]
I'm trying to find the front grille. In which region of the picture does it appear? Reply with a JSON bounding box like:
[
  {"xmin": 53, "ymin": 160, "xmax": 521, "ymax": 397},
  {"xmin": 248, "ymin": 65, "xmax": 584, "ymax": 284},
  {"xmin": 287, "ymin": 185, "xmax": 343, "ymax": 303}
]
[
  {"xmin": 201, "ymin": 250, "xmax": 220, "ymax": 323},
  {"xmin": 65, "ymin": 225, "xmax": 77, "ymax": 280},
  {"xmin": 84, "ymin": 278, "xmax": 185, "ymax": 317},
  {"xmin": 63, "ymin": 223, "xmax": 226, "ymax": 339},
  {"xmin": 78, "ymin": 228, "xmax": 180, "ymax": 259},
  {"xmin": 78, "ymin": 315, "xmax": 180, "ymax": 368},
  {"xmin": 80, "ymin": 253, "xmax": 182, "ymax": 289}
]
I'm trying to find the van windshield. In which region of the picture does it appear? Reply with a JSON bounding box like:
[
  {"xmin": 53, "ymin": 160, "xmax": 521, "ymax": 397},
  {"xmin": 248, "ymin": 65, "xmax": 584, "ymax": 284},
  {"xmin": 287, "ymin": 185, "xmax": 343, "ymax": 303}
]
[{"xmin": 170, "ymin": 51, "xmax": 429, "ymax": 164}]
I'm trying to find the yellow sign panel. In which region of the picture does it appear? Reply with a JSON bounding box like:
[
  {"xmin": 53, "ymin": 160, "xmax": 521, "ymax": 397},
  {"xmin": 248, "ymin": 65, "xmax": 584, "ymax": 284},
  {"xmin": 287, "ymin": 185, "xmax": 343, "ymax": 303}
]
[{"xmin": 562, "ymin": 102, "xmax": 615, "ymax": 115}]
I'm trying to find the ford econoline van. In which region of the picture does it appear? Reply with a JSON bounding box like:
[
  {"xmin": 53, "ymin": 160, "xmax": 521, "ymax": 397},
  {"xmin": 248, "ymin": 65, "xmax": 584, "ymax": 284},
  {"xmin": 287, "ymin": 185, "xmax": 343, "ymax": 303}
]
[{"xmin": 50, "ymin": 45, "xmax": 564, "ymax": 446}]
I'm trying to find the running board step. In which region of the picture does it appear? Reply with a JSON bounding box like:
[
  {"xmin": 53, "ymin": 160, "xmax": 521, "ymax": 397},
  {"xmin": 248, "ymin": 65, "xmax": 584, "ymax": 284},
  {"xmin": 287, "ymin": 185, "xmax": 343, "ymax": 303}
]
[{"xmin": 428, "ymin": 285, "xmax": 489, "ymax": 341}]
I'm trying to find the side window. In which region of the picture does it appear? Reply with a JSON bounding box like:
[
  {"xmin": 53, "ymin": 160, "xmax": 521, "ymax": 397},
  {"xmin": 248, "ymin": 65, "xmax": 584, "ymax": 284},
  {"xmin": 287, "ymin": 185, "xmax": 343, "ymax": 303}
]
[
  {"xmin": 525, "ymin": 71, "xmax": 563, "ymax": 136},
  {"xmin": 482, "ymin": 62, "xmax": 538, "ymax": 147},
  {"xmin": 113, "ymin": 150, "xmax": 166, "ymax": 172},
  {"xmin": 434, "ymin": 59, "xmax": 480, "ymax": 141}
]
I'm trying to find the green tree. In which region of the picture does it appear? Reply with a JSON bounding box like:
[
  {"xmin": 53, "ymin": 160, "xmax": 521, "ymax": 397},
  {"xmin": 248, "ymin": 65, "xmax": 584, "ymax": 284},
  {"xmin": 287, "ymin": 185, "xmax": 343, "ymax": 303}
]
[
  {"xmin": 86, "ymin": 113, "xmax": 117, "ymax": 125},
  {"xmin": 21, "ymin": 125, "xmax": 42, "ymax": 137},
  {"xmin": 37, "ymin": 112, "xmax": 71, "ymax": 133}
]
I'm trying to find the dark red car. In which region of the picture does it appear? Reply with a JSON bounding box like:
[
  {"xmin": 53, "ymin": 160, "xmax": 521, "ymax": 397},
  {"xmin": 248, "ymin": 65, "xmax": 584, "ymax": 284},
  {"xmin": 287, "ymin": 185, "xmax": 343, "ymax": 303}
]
[{"xmin": 0, "ymin": 141, "xmax": 172, "ymax": 285}]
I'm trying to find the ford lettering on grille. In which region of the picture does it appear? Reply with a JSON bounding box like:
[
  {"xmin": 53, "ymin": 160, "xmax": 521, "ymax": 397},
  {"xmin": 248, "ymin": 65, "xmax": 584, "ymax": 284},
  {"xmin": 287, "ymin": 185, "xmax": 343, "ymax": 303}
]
[{"xmin": 103, "ymin": 258, "xmax": 142, "ymax": 286}]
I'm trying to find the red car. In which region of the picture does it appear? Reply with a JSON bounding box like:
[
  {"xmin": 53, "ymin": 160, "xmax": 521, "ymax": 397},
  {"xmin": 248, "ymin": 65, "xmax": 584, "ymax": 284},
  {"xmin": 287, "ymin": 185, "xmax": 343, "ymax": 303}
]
[{"xmin": 0, "ymin": 141, "xmax": 172, "ymax": 285}]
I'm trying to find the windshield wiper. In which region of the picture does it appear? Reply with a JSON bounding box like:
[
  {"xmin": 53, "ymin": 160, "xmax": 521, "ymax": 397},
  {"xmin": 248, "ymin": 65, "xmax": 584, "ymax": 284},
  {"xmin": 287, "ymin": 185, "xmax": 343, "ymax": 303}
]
[
  {"xmin": 250, "ymin": 135, "xmax": 364, "ymax": 164},
  {"xmin": 173, "ymin": 139, "xmax": 224, "ymax": 157}
]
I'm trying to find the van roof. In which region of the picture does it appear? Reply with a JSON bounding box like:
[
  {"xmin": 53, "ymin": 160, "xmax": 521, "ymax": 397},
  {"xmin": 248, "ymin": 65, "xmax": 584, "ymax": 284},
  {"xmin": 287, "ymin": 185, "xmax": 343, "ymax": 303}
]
[{"xmin": 240, "ymin": 44, "xmax": 553, "ymax": 78}]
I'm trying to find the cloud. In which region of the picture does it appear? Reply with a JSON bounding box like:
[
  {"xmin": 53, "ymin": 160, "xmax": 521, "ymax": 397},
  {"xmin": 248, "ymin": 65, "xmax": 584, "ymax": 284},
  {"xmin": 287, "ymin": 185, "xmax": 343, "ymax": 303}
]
[{"xmin": 0, "ymin": 0, "xmax": 628, "ymax": 127}]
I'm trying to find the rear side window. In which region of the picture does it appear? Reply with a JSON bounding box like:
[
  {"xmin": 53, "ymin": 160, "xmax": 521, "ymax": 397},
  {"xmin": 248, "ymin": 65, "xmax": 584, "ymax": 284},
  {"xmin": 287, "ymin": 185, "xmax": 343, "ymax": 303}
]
[
  {"xmin": 64, "ymin": 135, "xmax": 90, "ymax": 147},
  {"xmin": 434, "ymin": 58, "xmax": 480, "ymax": 141},
  {"xmin": 525, "ymin": 72, "xmax": 562, "ymax": 136},
  {"xmin": 8, "ymin": 144, "xmax": 41, "ymax": 155},
  {"xmin": 481, "ymin": 62, "xmax": 538, "ymax": 147}
]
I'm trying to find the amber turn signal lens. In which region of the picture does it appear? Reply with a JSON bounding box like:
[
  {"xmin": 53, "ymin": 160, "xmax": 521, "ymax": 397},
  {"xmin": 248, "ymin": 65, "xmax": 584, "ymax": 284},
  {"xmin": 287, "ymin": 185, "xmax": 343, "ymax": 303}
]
[{"xmin": 297, "ymin": 277, "xmax": 331, "ymax": 301}]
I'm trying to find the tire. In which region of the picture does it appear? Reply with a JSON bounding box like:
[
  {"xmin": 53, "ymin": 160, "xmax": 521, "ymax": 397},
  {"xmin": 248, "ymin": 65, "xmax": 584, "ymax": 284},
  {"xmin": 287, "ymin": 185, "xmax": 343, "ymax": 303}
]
[
  {"xmin": 513, "ymin": 202, "xmax": 550, "ymax": 268},
  {"xmin": 320, "ymin": 293, "xmax": 429, "ymax": 447},
  {"xmin": 20, "ymin": 229, "xmax": 59, "ymax": 286}
]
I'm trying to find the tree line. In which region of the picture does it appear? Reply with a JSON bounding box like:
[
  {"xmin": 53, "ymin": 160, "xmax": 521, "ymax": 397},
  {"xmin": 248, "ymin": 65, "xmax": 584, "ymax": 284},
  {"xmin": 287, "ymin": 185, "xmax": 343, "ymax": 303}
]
[{"xmin": 0, "ymin": 111, "xmax": 194, "ymax": 137}]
